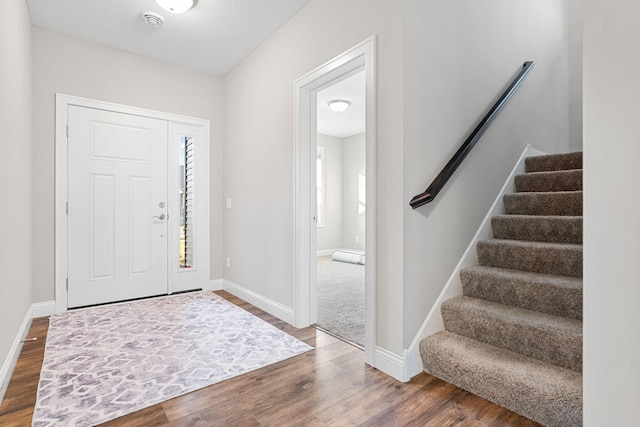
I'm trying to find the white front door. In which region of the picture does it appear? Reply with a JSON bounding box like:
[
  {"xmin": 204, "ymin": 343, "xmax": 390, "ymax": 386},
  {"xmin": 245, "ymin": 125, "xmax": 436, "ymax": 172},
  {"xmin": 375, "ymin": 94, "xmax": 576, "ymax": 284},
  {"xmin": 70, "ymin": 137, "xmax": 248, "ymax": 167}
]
[{"xmin": 67, "ymin": 106, "xmax": 168, "ymax": 308}]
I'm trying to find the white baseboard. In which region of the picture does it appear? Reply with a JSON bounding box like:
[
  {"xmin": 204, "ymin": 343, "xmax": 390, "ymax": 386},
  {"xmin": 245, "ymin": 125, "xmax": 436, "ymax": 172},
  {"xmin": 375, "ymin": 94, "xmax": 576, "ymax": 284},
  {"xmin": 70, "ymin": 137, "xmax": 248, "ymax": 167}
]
[
  {"xmin": 403, "ymin": 145, "xmax": 546, "ymax": 380},
  {"xmin": 374, "ymin": 346, "xmax": 405, "ymax": 382},
  {"xmin": 316, "ymin": 248, "xmax": 339, "ymax": 257},
  {"xmin": 0, "ymin": 300, "xmax": 55, "ymax": 403},
  {"xmin": 208, "ymin": 279, "xmax": 224, "ymax": 291},
  {"xmin": 222, "ymin": 279, "xmax": 295, "ymax": 325},
  {"xmin": 316, "ymin": 248, "xmax": 365, "ymax": 257},
  {"xmin": 31, "ymin": 301, "xmax": 55, "ymax": 318},
  {"xmin": 0, "ymin": 310, "xmax": 32, "ymax": 403}
]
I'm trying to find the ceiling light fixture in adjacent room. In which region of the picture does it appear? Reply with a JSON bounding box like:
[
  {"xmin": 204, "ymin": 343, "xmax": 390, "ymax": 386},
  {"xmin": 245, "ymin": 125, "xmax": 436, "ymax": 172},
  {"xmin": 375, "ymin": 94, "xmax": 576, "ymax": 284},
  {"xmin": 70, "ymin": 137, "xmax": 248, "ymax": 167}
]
[
  {"xmin": 327, "ymin": 99, "xmax": 351, "ymax": 113},
  {"xmin": 140, "ymin": 11, "xmax": 165, "ymax": 28},
  {"xmin": 154, "ymin": 0, "xmax": 194, "ymax": 14}
]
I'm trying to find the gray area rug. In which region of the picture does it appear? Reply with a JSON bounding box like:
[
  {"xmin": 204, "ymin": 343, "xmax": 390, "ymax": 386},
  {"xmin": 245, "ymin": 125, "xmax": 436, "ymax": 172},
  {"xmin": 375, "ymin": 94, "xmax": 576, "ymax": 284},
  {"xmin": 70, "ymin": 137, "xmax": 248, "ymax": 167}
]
[
  {"xmin": 32, "ymin": 292, "xmax": 312, "ymax": 426},
  {"xmin": 316, "ymin": 255, "xmax": 365, "ymax": 347}
]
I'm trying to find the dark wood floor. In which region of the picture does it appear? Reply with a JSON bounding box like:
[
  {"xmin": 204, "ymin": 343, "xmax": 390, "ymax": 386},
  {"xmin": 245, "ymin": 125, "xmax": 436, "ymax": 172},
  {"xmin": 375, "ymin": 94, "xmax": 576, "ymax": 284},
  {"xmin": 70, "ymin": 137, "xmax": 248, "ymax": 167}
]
[{"xmin": 0, "ymin": 291, "xmax": 540, "ymax": 426}]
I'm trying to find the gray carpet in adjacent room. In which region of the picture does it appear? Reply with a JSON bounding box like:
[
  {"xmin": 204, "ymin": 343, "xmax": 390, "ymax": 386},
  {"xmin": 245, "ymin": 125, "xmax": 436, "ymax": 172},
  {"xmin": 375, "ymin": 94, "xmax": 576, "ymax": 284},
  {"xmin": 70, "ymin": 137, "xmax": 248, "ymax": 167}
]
[{"xmin": 316, "ymin": 255, "xmax": 365, "ymax": 347}]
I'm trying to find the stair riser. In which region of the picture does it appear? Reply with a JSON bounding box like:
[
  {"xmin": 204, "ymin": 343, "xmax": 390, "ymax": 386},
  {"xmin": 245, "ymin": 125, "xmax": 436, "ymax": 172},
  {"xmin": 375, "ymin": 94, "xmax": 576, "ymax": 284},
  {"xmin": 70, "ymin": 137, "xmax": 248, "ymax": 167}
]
[
  {"xmin": 515, "ymin": 170, "xmax": 582, "ymax": 192},
  {"xmin": 442, "ymin": 300, "xmax": 582, "ymax": 371},
  {"xmin": 492, "ymin": 216, "xmax": 582, "ymax": 244},
  {"xmin": 504, "ymin": 192, "xmax": 583, "ymax": 216},
  {"xmin": 477, "ymin": 241, "xmax": 583, "ymax": 278},
  {"xmin": 525, "ymin": 152, "xmax": 583, "ymax": 172},
  {"xmin": 461, "ymin": 268, "xmax": 582, "ymax": 320}
]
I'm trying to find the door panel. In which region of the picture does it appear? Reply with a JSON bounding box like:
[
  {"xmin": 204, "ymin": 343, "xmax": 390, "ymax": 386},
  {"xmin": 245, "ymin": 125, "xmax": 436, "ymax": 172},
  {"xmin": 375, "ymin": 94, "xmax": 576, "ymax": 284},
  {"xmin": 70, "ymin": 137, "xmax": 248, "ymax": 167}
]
[
  {"xmin": 90, "ymin": 174, "xmax": 115, "ymax": 279},
  {"xmin": 129, "ymin": 176, "xmax": 152, "ymax": 275},
  {"xmin": 68, "ymin": 106, "xmax": 168, "ymax": 308}
]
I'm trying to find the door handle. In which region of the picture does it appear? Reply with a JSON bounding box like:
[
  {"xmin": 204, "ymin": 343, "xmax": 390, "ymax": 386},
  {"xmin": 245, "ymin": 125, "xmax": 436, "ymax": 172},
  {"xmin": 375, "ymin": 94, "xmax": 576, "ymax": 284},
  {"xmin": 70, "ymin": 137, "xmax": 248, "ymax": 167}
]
[{"xmin": 153, "ymin": 213, "xmax": 166, "ymax": 220}]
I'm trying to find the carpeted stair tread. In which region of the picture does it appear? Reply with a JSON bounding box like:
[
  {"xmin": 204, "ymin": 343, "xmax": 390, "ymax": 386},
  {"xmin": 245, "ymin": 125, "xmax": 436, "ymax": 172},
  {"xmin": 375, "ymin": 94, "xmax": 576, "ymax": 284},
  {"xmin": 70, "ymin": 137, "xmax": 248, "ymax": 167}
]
[
  {"xmin": 461, "ymin": 266, "xmax": 582, "ymax": 320},
  {"xmin": 491, "ymin": 215, "xmax": 583, "ymax": 244},
  {"xmin": 477, "ymin": 239, "xmax": 583, "ymax": 278},
  {"xmin": 525, "ymin": 151, "xmax": 582, "ymax": 172},
  {"xmin": 515, "ymin": 169, "xmax": 582, "ymax": 193},
  {"xmin": 442, "ymin": 296, "xmax": 582, "ymax": 371},
  {"xmin": 504, "ymin": 191, "xmax": 583, "ymax": 216},
  {"xmin": 420, "ymin": 331, "xmax": 582, "ymax": 427}
]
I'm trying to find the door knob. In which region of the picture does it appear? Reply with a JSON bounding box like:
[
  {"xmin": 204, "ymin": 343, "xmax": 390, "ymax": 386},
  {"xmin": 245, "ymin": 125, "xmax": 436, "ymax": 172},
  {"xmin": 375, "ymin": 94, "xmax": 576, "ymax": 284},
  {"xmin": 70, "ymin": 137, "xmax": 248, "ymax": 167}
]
[{"xmin": 153, "ymin": 213, "xmax": 166, "ymax": 220}]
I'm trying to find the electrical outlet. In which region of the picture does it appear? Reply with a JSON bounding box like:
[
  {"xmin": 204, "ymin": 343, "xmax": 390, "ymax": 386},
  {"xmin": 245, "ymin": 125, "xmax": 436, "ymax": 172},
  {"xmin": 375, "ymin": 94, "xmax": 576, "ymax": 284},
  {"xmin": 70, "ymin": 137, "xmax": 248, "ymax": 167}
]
[
  {"xmin": 355, "ymin": 236, "xmax": 359, "ymax": 243},
  {"xmin": 226, "ymin": 198, "xmax": 232, "ymax": 209},
  {"xmin": 226, "ymin": 257, "xmax": 231, "ymax": 268}
]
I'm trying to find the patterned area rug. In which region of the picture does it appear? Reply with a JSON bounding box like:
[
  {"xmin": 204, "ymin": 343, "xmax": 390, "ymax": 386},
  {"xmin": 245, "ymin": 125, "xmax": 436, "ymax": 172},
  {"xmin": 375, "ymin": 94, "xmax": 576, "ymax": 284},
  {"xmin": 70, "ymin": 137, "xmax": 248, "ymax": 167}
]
[{"xmin": 32, "ymin": 292, "xmax": 312, "ymax": 426}]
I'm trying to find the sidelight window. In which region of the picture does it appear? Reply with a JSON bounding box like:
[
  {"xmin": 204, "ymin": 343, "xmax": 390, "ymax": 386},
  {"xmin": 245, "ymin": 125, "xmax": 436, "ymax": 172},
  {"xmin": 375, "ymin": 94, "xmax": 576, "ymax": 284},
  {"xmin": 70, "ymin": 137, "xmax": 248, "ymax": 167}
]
[{"xmin": 179, "ymin": 136, "xmax": 195, "ymax": 268}]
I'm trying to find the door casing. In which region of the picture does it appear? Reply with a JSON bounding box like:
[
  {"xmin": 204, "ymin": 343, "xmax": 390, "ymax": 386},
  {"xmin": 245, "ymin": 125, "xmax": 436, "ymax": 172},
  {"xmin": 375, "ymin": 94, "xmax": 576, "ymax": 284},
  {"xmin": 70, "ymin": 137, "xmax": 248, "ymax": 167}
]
[
  {"xmin": 293, "ymin": 37, "xmax": 377, "ymax": 366},
  {"xmin": 55, "ymin": 94, "xmax": 210, "ymax": 313}
]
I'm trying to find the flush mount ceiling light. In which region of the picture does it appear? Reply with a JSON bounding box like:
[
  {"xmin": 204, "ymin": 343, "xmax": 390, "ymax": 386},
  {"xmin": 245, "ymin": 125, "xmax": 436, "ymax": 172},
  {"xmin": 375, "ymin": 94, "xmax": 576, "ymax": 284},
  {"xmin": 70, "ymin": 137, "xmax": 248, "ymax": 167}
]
[
  {"xmin": 140, "ymin": 11, "xmax": 165, "ymax": 28},
  {"xmin": 155, "ymin": 0, "xmax": 194, "ymax": 14},
  {"xmin": 327, "ymin": 99, "xmax": 351, "ymax": 113}
]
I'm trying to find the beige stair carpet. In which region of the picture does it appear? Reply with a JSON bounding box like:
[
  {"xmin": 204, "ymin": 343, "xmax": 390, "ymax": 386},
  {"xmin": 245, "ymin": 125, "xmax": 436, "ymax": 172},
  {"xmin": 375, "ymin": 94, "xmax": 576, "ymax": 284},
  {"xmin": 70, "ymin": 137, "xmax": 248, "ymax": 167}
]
[{"xmin": 420, "ymin": 151, "xmax": 583, "ymax": 427}]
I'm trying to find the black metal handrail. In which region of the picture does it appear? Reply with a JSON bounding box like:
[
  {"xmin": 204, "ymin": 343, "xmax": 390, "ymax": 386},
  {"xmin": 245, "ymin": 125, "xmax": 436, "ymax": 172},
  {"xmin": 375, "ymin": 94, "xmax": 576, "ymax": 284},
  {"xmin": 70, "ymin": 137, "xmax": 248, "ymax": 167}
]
[{"xmin": 410, "ymin": 61, "xmax": 535, "ymax": 209}]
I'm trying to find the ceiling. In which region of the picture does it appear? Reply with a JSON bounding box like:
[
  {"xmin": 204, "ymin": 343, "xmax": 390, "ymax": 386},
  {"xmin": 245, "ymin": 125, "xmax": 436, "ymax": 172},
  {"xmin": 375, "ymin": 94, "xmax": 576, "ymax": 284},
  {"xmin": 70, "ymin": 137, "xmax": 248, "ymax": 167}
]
[
  {"xmin": 317, "ymin": 71, "xmax": 365, "ymax": 139},
  {"xmin": 26, "ymin": 0, "xmax": 363, "ymax": 137},
  {"xmin": 26, "ymin": 0, "xmax": 311, "ymax": 77}
]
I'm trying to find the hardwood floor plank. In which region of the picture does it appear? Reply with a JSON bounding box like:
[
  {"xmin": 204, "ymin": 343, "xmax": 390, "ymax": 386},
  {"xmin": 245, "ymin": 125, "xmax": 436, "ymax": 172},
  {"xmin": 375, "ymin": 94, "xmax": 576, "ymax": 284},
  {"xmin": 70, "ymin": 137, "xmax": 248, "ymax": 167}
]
[
  {"xmin": 381, "ymin": 384, "xmax": 466, "ymax": 426},
  {"xmin": 0, "ymin": 406, "xmax": 35, "ymax": 426},
  {"xmin": 99, "ymin": 404, "xmax": 169, "ymax": 427},
  {"xmin": 161, "ymin": 355, "xmax": 312, "ymax": 421},
  {"xmin": 0, "ymin": 317, "xmax": 48, "ymax": 424},
  {"xmin": 452, "ymin": 390, "xmax": 541, "ymax": 427},
  {"xmin": 304, "ymin": 377, "xmax": 396, "ymax": 425},
  {"xmin": 165, "ymin": 410, "xmax": 262, "ymax": 427},
  {"xmin": 1, "ymin": 292, "xmax": 541, "ymax": 426}
]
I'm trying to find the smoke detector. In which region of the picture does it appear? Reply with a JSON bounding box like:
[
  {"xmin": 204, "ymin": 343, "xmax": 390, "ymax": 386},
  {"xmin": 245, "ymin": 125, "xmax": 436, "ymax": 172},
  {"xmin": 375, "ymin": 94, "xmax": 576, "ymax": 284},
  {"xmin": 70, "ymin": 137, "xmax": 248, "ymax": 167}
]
[{"xmin": 140, "ymin": 11, "xmax": 164, "ymax": 28}]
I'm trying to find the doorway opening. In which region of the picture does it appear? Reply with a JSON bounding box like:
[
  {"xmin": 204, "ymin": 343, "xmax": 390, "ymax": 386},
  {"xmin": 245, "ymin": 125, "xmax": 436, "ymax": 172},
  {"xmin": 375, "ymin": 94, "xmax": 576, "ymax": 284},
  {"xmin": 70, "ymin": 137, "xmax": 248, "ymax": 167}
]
[
  {"xmin": 315, "ymin": 71, "xmax": 366, "ymax": 348},
  {"xmin": 293, "ymin": 37, "xmax": 376, "ymax": 365}
]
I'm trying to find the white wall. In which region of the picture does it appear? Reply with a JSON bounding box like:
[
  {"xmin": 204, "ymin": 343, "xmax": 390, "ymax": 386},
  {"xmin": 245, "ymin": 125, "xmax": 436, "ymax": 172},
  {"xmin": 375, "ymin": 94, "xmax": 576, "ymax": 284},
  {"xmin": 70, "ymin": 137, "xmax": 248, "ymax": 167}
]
[
  {"xmin": 224, "ymin": 0, "xmax": 404, "ymax": 353},
  {"xmin": 342, "ymin": 133, "xmax": 366, "ymax": 251},
  {"xmin": 583, "ymin": 0, "xmax": 640, "ymax": 423},
  {"xmin": 0, "ymin": 0, "xmax": 33, "ymax": 372},
  {"xmin": 568, "ymin": 0, "xmax": 583, "ymax": 151},
  {"xmin": 402, "ymin": 0, "xmax": 572, "ymax": 346},
  {"xmin": 317, "ymin": 132, "xmax": 366, "ymax": 253},
  {"xmin": 316, "ymin": 134, "xmax": 343, "ymax": 251},
  {"xmin": 31, "ymin": 28, "xmax": 225, "ymax": 302}
]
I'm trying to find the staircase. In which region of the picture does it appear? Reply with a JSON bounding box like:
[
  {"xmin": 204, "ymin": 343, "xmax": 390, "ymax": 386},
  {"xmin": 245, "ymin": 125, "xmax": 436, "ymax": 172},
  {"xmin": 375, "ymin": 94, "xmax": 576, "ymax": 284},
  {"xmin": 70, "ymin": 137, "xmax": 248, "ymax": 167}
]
[{"xmin": 419, "ymin": 152, "xmax": 583, "ymax": 427}]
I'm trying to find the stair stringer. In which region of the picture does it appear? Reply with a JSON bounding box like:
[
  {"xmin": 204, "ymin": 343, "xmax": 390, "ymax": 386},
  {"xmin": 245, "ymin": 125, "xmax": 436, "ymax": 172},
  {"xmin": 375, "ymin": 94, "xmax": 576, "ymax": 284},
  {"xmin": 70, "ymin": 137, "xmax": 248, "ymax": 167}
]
[{"xmin": 403, "ymin": 145, "xmax": 545, "ymax": 381}]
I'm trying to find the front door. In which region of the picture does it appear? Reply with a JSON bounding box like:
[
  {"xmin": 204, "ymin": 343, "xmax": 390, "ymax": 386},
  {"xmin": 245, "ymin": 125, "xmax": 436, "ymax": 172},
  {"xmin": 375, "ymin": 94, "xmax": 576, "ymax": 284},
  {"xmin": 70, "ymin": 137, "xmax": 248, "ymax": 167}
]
[{"xmin": 67, "ymin": 106, "xmax": 168, "ymax": 307}]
